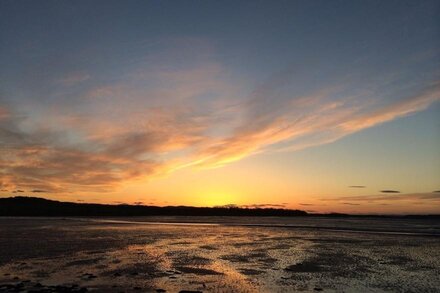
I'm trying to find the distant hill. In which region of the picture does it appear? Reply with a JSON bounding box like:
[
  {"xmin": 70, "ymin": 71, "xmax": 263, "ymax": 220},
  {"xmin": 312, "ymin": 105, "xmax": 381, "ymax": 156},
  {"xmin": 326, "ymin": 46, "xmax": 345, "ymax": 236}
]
[
  {"xmin": 0, "ymin": 196, "xmax": 309, "ymax": 217},
  {"xmin": 1, "ymin": 197, "xmax": 438, "ymax": 218}
]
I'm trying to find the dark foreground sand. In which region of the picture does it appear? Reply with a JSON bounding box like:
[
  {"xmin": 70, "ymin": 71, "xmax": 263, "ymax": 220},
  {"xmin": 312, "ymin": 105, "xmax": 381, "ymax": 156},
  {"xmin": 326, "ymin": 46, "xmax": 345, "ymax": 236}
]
[{"xmin": 0, "ymin": 217, "xmax": 439, "ymax": 292}]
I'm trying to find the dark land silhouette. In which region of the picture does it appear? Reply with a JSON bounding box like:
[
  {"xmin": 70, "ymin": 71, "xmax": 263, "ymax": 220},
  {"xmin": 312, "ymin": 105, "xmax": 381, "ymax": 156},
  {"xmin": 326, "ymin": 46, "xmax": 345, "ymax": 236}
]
[
  {"xmin": 0, "ymin": 196, "xmax": 309, "ymax": 217},
  {"xmin": 0, "ymin": 196, "xmax": 438, "ymax": 218}
]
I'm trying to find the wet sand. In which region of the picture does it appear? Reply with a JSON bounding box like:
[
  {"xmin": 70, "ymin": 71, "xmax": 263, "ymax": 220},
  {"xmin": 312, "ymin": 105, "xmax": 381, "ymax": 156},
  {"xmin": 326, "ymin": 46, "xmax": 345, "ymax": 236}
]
[{"xmin": 0, "ymin": 217, "xmax": 439, "ymax": 292}]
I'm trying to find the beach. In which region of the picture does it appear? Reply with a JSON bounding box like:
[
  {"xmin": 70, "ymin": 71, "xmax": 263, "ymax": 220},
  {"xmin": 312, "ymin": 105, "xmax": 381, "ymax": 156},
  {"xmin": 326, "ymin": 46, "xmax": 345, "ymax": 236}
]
[{"xmin": 0, "ymin": 217, "xmax": 439, "ymax": 292}]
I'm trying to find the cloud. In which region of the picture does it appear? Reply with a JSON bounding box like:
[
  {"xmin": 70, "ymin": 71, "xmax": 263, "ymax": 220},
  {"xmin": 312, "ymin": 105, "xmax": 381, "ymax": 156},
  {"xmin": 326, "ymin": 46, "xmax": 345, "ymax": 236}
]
[
  {"xmin": 380, "ymin": 190, "xmax": 401, "ymax": 193},
  {"xmin": 327, "ymin": 192, "xmax": 440, "ymax": 203},
  {"xmin": 339, "ymin": 84, "xmax": 440, "ymax": 132},
  {"xmin": 0, "ymin": 110, "xmax": 172, "ymax": 192},
  {"xmin": 191, "ymin": 75, "xmax": 440, "ymax": 168},
  {"xmin": 0, "ymin": 60, "xmax": 228, "ymax": 192},
  {"xmin": 349, "ymin": 186, "xmax": 366, "ymax": 188},
  {"xmin": 1, "ymin": 50, "xmax": 439, "ymax": 193},
  {"xmin": 342, "ymin": 202, "xmax": 361, "ymax": 206},
  {"xmin": 57, "ymin": 72, "xmax": 90, "ymax": 87},
  {"xmin": 0, "ymin": 107, "xmax": 10, "ymax": 120},
  {"xmin": 240, "ymin": 204, "xmax": 287, "ymax": 209},
  {"xmin": 1, "ymin": 145, "xmax": 167, "ymax": 192},
  {"xmin": 216, "ymin": 203, "xmax": 287, "ymax": 209}
]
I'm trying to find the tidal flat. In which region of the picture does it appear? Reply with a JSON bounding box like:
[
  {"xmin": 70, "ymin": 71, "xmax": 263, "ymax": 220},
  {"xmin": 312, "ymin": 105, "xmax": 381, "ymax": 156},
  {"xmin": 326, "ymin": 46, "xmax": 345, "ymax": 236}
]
[{"xmin": 0, "ymin": 217, "xmax": 439, "ymax": 292}]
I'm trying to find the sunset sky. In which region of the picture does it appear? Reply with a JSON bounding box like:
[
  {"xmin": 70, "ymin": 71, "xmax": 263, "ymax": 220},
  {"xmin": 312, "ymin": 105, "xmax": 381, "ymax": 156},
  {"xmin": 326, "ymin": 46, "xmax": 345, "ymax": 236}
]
[{"xmin": 1, "ymin": 0, "xmax": 439, "ymax": 214}]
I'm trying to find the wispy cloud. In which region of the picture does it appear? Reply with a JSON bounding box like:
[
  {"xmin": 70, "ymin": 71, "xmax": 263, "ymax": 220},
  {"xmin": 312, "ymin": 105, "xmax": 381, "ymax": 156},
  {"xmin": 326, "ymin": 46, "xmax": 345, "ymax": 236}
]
[
  {"xmin": 216, "ymin": 203, "xmax": 287, "ymax": 209},
  {"xmin": 0, "ymin": 107, "xmax": 10, "ymax": 120},
  {"xmin": 57, "ymin": 72, "xmax": 90, "ymax": 87},
  {"xmin": 326, "ymin": 193, "xmax": 440, "ymax": 203},
  {"xmin": 240, "ymin": 203, "xmax": 287, "ymax": 209},
  {"xmin": 192, "ymin": 77, "xmax": 440, "ymax": 168},
  {"xmin": 0, "ymin": 59, "xmax": 237, "ymax": 192},
  {"xmin": 1, "ymin": 48, "xmax": 439, "ymax": 193},
  {"xmin": 0, "ymin": 110, "xmax": 172, "ymax": 192}
]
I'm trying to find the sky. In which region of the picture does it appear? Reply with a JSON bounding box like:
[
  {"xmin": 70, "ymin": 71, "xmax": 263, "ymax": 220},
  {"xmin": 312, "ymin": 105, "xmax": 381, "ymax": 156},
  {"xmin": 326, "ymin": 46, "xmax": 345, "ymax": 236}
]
[{"xmin": 0, "ymin": 0, "xmax": 439, "ymax": 214}]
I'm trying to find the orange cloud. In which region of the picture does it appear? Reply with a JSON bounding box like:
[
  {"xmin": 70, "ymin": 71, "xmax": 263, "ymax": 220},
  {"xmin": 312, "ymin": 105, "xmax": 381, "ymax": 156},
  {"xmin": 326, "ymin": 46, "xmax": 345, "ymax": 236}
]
[
  {"xmin": 0, "ymin": 107, "xmax": 9, "ymax": 120},
  {"xmin": 190, "ymin": 81, "xmax": 440, "ymax": 168},
  {"xmin": 1, "ymin": 58, "xmax": 438, "ymax": 194},
  {"xmin": 340, "ymin": 82, "xmax": 440, "ymax": 131},
  {"xmin": 326, "ymin": 192, "xmax": 440, "ymax": 203}
]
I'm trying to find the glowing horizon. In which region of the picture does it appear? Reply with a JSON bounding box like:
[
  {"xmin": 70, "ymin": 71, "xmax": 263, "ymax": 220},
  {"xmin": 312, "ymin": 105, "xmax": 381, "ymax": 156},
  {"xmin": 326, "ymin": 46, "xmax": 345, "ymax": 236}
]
[{"xmin": 0, "ymin": 1, "xmax": 439, "ymax": 214}]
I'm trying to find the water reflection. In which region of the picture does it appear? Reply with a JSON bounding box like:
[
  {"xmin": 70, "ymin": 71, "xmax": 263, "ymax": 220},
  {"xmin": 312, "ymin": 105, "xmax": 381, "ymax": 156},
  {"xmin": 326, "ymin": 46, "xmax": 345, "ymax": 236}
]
[{"xmin": 0, "ymin": 218, "xmax": 439, "ymax": 292}]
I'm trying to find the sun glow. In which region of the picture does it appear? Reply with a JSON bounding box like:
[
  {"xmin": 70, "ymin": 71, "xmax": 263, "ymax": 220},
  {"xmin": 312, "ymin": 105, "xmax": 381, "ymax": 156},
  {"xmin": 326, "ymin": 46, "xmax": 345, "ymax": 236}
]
[{"xmin": 195, "ymin": 191, "xmax": 239, "ymax": 207}]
